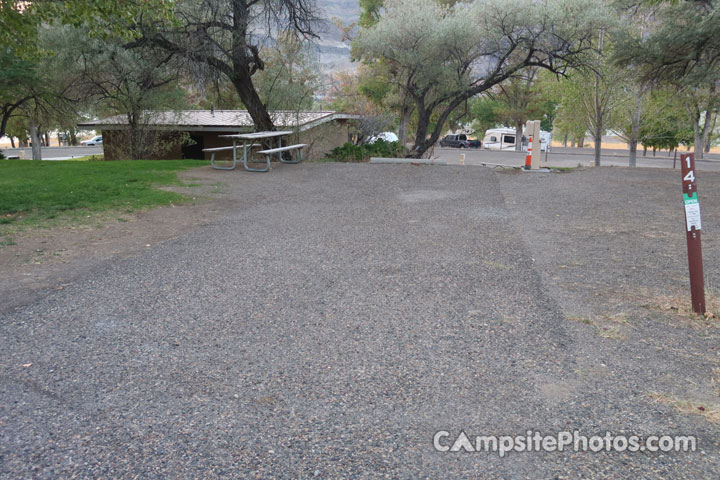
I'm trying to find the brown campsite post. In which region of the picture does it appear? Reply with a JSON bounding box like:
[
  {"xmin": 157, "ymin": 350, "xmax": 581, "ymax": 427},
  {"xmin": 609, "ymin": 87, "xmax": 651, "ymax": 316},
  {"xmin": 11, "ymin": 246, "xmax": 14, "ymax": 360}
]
[{"xmin": 680, "ymin": 153, "xmax": 706, "ymax": 314}]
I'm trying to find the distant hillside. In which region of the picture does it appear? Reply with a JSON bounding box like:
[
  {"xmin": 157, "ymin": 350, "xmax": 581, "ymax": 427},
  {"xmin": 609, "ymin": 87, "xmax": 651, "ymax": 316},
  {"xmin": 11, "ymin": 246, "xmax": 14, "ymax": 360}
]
[
  {"xmin": 319, "ymin": 0, "xmax": 360, "ymax": 25},
  {"xmin": 315, "ymin": 0, "xmax": 359, "ymax": 73}
]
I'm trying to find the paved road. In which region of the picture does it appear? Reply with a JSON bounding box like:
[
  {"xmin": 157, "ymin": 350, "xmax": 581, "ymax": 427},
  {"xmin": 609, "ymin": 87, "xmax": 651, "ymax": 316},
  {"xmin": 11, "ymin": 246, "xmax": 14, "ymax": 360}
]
[
  {"xmin": 1, "ymin": 164, "xmax": 717, "ymax": 477},
  {"xmin": 434, "ymin": 147, "xmax": 720, "ymax": 171},
  {"xmin": 1, "ymin": 146, "xmax": 103, "ymax": 160}
]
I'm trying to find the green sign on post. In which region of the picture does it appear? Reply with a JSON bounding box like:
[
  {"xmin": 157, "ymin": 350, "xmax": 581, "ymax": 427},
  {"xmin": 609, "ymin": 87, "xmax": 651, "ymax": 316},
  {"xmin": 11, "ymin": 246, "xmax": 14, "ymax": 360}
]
[{"xmin": 683, "ymin": 192, "xmax": 701, "ymax": 232}]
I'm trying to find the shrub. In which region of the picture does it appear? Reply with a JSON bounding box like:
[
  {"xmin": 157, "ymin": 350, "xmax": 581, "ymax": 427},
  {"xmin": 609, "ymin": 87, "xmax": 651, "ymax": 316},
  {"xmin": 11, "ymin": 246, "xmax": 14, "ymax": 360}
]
[{"xmin": 326, "ymin": 140, "xmax": 400, "ymax": 162}]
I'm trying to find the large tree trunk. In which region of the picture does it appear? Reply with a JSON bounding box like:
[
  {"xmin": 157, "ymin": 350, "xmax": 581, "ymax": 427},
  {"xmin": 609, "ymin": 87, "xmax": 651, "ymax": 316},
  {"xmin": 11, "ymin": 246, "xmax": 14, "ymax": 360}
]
[
  {"xmin": 628, "ymin": 93, "xmax": 643, "ymax": 167},
  {"xmin": 593, "ymin": 30, "xmax": 604, "ymax": 168},
  {"xmin": 593, "ymin": 132, "xmax": 601, "ymax": 166},
  {"xmin": 629, "ymin": 139, "xmax": 638, "ymax": 168},
  {"xmin": 232, "ymin": 72, "xmax": 274, "ymax": 132},
  {"xmin": 408, "ymin": 97, "xmax": 465, "ymax": 158},
  {"xmin": 693, "ymin": 114, "xmax": 704, "ymax": 160},
  {"xmin": 514, "ymin": 122, "xmax": 523, "ymax": 152},
  {"xmin": 230, "ymin": 1, "xmax": 274, "ymax": 133},
  {"xmin": 29, "ymin": 119, "xmax": 42, "ymax": 160},
  {"xmin": 128, "ymin": 112, "xmax": 140, "ymax": 160},
  {"xmin": 397, "ymin": 103, "xmax": 413, "ymax": 153},
  {"xmin": 409, "ymin": 102, "xmax": 431, "ymax": 158},
  {"xmin": 10, "ymin": 137, "xmax": 15, "ymax": 148},
  {"xmin": 705, "ymin": 112, "xmax": 716, "ymax": 153}
]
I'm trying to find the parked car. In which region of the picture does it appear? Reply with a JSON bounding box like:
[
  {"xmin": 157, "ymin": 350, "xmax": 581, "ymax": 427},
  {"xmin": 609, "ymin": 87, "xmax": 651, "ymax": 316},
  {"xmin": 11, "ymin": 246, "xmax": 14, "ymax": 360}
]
[
  {"xmin": 467, "ymin": 139, "xmax": 482, "ymax": 148},
  {"xmin": 81, "ymin": 135, "xmax": 103, "ymax": 146},
  {"xmin": 368, "ymin": 132, "xmax": 399, "ymax": 144},
  {"xmin": 439, "ymin": 134, "xmax": 470, "ymax": 148}
]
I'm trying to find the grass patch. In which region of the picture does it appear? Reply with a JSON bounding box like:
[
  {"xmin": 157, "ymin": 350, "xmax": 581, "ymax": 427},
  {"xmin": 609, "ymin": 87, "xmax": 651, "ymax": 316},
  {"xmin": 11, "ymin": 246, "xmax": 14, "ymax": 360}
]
[
  {"xmin": 568, "ymin": 316, "xmax": 594, "ymax": 325},
  {"xmin": 62, "ymin": 154, "xmax": 105, "ymax": 162},
  {"xmin": 0, "ymin": 159, "xmax": 207, "ymax": 230},
  {"xmin": 596, "ymin": 325, "xmax": 626, "ymax": 340},
  {"xmin": 644, "ymin": 290, "xmax": 720, "ymax": 329},
  {"xmin": 0, "ymin": 236, "xmax": 16, "ymax": 247},
  {"xmin": 548, "ymin": 166, "xmax": 579, "ymax": 172},
  {"xmin": 567, "ymin": 313, "xmax": 630, "ymax": 340},
  {"xmin": 649, "ymin": 393, "xmax": 720, "ymax": 423}
]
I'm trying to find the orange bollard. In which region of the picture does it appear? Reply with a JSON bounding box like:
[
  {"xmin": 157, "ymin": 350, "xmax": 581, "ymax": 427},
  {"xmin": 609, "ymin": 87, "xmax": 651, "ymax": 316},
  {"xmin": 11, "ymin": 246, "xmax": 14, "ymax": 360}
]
[{"xmin": 523, "ymin": 136, "xmax": 533, "ymax": 170}]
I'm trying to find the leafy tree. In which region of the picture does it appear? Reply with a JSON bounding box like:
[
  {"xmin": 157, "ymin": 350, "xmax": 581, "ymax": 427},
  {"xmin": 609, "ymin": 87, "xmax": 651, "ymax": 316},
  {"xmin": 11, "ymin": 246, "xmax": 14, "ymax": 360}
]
[
  {"xmin": 354, "ymin": 0, "xmax": 610, "ymax": 158},
  {"xmin": 49, "ymin": 25, "xmax": 187, "ymax": 160},
  {"xmin": 615, "ymin": 0, "xmax": 719, "ymax": 81},
  {"xmin": 546, "ymin": 32, "xmax": 627, "ymax": 165},
  {"xmin": 616, "ymin": 0, "xmax": 720, "ymax": 158},
  {"xmin": 678, "ymin": 83, "xmax": 719, "ymax": 158},
  {"xmin": 0, "ymin": 2, "xmax": 174, "ymax": 158},
  {"xmin": 0, "ymin": 1, "xmax": 173, "ymax": 54},
  {"xmin": 1, "ymin": 34, "xmax": 81, "ymax": 159},
  {"xmin": 5, "ymin": 115, "xmax": 29, "ymax": 147},
  {"xmin": 469, "ymin": 97, "xmax": 501, "ymax": 139},
  {"xmin": 136, "ymin": 0, "xmax": 321, "ymax": 133},
  {"xmin": 353, "ymin": 0, "xmax": 416, "ymax": 149},
  {"xmin": 0, "ymin": 50, "xmax": 37, "ymax": 139},
  {"xmin": 253, "ymin": 32, "xmax": 320, "ymax": 113},
  {"xmin": 358, "ymin": 0, "xmax": 384, "ymax": 28},
  {"xmin": 469, "ymin": 69, "xmax": 558, "ymax": 143},
  {"xmin": 492, "ymin": 68, "xmax": 553, "ymax": 151},
  {"xmin": 324, "ymin": 70, "xmax": 393, "ymax": 144},
  {"xmin": 638, "ymin": 89, "xmax": 694, "ymax": 154}
]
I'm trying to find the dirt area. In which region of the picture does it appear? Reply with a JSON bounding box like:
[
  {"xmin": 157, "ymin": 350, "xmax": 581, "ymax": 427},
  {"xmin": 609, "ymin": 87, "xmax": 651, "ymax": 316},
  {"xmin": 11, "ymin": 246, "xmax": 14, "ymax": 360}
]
[
  {"xmin": 498, "ymin": 166, "xmax": 720, "ymax": 425},
  {"xmin": 0, "ymin": 167, "xmax": 229, "ymax": 313}
]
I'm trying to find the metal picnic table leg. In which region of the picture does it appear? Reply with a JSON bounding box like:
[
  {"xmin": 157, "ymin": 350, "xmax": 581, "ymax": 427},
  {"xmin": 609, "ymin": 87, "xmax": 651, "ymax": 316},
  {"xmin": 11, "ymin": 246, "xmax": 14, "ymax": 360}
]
[
  {"xmin": 243, "ymin": 139, "xmax": 270, "ymax": 173},
  {"xmin": 210, "ymin": 138, "xmax": 238, "ymax": 170},
  {"xmin": 276, "ymin": 135, "xmax": 303, "ymax": 164}
]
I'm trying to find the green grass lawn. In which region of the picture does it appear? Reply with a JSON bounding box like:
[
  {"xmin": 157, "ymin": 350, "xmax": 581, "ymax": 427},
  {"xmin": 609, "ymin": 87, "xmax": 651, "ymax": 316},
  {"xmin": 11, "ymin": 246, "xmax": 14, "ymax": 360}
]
[{"xmin": 0, "ymin": 159, "xmax": 208, "ymax": 230}]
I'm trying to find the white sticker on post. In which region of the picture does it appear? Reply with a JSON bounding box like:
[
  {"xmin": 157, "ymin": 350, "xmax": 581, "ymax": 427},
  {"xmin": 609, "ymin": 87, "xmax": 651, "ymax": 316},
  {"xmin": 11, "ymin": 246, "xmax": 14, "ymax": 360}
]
[{"xmin": 684, "ymin": 193, "xmax": 702, "ymax": 231}]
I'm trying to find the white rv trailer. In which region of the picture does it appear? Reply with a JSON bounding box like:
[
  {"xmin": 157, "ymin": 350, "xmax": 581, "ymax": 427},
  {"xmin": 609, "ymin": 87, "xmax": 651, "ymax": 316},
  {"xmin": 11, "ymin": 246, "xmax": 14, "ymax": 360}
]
[{"xmin": 482, "ymin": 127, "xmax": 550, "ymax": 152}]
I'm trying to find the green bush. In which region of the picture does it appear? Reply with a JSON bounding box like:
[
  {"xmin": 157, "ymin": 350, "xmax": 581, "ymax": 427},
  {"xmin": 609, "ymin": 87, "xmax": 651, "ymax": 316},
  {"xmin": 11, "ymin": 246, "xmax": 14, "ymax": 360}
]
[
  {"xmin": 0, "ymin": 151, "xmax": 5, "ymax": 160},
  {"xmin": 326, "ymin": 140, "xmax": 400, "ymax": 162}
]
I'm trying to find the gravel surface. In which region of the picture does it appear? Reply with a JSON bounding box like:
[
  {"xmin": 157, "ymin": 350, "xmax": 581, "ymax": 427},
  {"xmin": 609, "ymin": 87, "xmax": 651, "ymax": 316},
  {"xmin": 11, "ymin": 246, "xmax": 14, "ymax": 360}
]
[
  {"xmin": 1, "ymin": 163, "xmax": 718, "ymax": 478},
  {"xmin": 434, "ymin": 147, "xmax": 720, "ymax": 171}
]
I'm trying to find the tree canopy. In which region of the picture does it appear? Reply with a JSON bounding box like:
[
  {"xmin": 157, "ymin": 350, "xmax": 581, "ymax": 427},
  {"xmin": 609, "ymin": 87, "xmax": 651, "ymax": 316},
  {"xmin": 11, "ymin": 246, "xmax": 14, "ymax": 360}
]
[
  {"xmin": 354, "ymin": 0, "xmax": 611, "ymax": 158},
  {"xmin": 134, "ymin": 0, "xmax": 322, "ymax": 132}
]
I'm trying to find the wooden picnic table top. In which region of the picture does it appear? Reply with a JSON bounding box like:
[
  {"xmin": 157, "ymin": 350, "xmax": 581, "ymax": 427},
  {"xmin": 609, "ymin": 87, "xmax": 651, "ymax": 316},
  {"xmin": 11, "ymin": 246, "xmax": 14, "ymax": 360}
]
[{"xmin": 219, "ymin": 130, "xmax": 293, "ymax": 140}]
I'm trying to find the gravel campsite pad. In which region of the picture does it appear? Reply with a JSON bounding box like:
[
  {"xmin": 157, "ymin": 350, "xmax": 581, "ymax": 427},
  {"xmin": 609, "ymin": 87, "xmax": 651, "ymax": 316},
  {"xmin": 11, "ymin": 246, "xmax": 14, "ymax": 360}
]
[{"xmin": 1, "ymin": 163, "xmax": 718, "ymax": 477}]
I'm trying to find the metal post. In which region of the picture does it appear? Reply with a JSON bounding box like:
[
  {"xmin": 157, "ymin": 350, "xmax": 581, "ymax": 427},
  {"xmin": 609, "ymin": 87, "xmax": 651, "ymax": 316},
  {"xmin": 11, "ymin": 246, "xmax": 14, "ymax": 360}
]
[{"xmin": 680, "ymin": 153, "xmax": 705, "ymax": 314}]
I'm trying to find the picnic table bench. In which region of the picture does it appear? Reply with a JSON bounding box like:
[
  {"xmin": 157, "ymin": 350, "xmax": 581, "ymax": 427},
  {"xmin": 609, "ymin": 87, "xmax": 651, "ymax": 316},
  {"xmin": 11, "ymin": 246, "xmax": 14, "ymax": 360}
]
[{"xmin": 257, "ymin": 144, "xmax": 307, "ymax": 165}]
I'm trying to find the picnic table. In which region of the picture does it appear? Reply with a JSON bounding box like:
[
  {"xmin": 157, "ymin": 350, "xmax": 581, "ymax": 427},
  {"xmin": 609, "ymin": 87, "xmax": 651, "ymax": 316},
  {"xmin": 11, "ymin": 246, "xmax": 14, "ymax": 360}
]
[{"xmin": 205, "ymin": 130, "xmax": 305, "ymax": 172}]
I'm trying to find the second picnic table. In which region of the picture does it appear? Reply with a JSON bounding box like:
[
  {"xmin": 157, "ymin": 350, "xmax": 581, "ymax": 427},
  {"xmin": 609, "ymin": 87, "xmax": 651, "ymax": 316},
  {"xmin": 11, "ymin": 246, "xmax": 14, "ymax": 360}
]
[{"xmin": 206, "ymin": 130, "xmax": 305, "ymax": 172}]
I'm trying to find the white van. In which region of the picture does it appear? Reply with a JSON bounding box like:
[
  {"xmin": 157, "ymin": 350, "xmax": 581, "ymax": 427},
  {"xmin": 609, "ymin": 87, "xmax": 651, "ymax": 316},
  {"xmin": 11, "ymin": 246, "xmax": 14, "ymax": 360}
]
[
  {"xmin": 482, "ymin": 128, "xmax": 550, "ymax": 152},
  {"xmin": 482, "ymin": 128, "xmax": 519, "ymax": 151}
]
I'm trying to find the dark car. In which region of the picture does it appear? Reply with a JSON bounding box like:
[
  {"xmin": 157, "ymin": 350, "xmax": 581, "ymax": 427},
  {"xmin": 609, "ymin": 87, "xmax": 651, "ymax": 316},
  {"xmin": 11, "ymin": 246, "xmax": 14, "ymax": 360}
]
[
  {"xmin": 439, "ymin": 134, "xmax": 470, "ymax": 148},
  {"xmin": 467, "ymin": 139, "xmax": 481, "ymax": 148}
]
